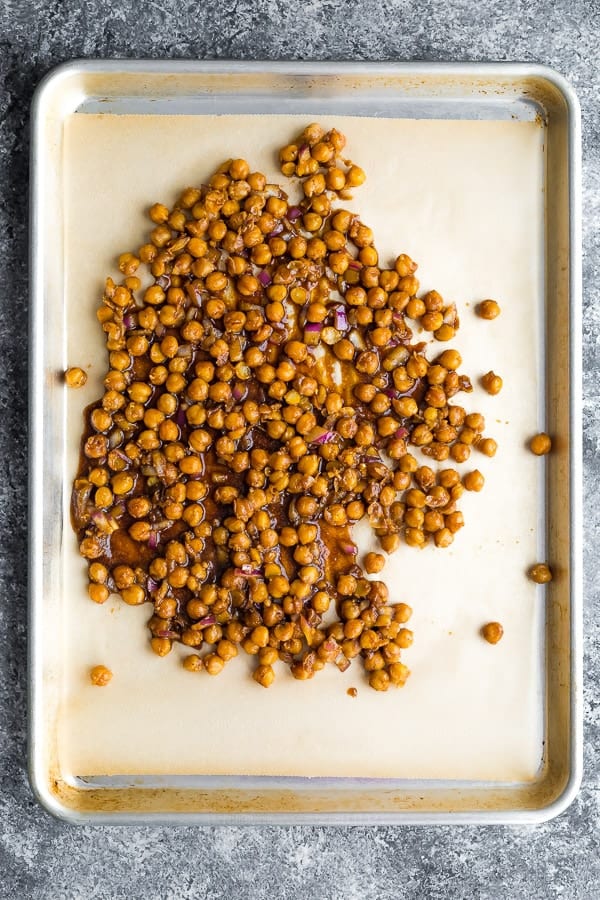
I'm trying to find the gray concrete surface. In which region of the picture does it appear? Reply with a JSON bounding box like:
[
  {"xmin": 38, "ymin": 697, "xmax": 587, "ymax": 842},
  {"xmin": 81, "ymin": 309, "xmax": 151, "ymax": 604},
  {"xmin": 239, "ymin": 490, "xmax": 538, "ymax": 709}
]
[{"xmin": 0, "ymin": 1, "xmax": 598, "ymax": 897}]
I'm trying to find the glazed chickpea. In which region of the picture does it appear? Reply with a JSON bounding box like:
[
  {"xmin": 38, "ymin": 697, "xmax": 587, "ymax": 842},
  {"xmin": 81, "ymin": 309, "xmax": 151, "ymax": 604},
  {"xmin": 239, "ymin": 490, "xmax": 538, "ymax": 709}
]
[
  {"xmin": 477, "ymin": 299, "xmax": 501, "ymax": 319},
  {"xmin": 333, "ymin": 339, "xmax": 355, "ymax": 361},
  {"xmin": 336, "ymin": 574, "xmax": 356, "ymax": 597},
  {"xmin": 112, "ymin": 472, "xmax": 134, "ymax": 495},
  {"xmin": 529, "ymin": 563, "xmax": 553, "ymax": 584},
  {"xmin": 445, "ymin": 511, "xmax": 465, "ymax": 533},
  {"xmin": 204, "ymin": 654, "xmax": 225, "ymax": 676},
  {"xmin": 482, "ymin": 622, "xmax": 504, "ymax": 644},
  {"xmin": 326, "ymin": 167, "xmax": 346, "ymax": 191},
  {"xmin": 88, "ymin": 583, "xmax": 109, "ymax": 604},
  {"xmin": 481, "ymin": 371, "xmax": 503, "ymax": 395},
  {"xmin": 183, "ymin": 655, "xmax": 204, "ymax": 673},
  {"xmin": 121, "ymin": 584, "xmax": 145, "ymax": 606},
  {"xmin": 369, "ymin": 670, "xmax": 390, "ymax": 692},
  {"xmin": 285, "ymin": 340, "xmax": 308, "ymax": 363},
  {"xmin": 434, "ymin": 527, "xmax": 454, "ymax": 548},
  {"xmin": 90, "ymin": 665, "xmax": 113, "ymax": 686},
  {"xmin": 405, "ymin": 527, "xmax": 425, "ymax": 548},
  {"xmin": 451, "ymin": 442, "xmax": 470, "ymax": 463},
  {"xmin": 463, "ymin": 470, "xmax": 485, "ymax": 492},
  {"xmin": 253, "ymin": 664, "xmax": 275, "ymax": 688},
  {"xmin": 530, "ymin": 433, "xmax": 552, "ymax": 455},
  {"xmin": 437, "ymin": 349, "xmax": 461, "ymax": 370},
  {"xmin": 65, "ymin": 366, "xmax": 87, "ymax": 388},
  {"xmin": 478, "ymin": 438, "xmax": 498, "ymax": 457},
  {"xmin": 364, "ymin": 552, "xmax": 385, "ymax": 574}
]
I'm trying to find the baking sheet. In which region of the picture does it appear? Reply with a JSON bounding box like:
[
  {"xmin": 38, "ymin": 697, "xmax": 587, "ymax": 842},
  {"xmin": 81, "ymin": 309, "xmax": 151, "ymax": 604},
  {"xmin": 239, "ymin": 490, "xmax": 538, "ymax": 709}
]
[
  {"xmin": 29, "ymin": 62, "xmax": 582, "ymax": 823},
  {"xmin": 60, "ymin": 113, "xmax": 544, "ymax": 782}
]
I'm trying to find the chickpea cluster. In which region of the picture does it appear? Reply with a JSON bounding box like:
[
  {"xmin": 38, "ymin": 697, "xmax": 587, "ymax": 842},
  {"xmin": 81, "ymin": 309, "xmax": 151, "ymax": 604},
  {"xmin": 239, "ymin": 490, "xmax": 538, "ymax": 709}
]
[{"xmin": 72, "ymin": 123, "xmax": 498, "ymax": 690}]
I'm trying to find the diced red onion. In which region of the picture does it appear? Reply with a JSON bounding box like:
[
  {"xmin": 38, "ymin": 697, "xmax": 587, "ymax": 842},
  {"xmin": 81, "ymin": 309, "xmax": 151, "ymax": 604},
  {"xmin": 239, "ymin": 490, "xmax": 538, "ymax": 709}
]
[
  {"xmin": 147, "ymin": 577, "xmax": 159, "ymax": 593},
  {"xmin": 267, "ymin": 222, "xmax": 284, "ymax": 238},
  {"xmin": 108, "ymin": 428, "xmax": 124, "ymax": 449},
  {"xmin": 73, "ymin": 484, "xmax": 93, "ymax": 521},
  {"xmin": 155, "ymin": 275, "xmax": 171, "ymax": 290},
  {"xmin": 348, "ymin": 260, "xmax": 362, "ymax": 270},
  {"xmin": 335, "ymin": 653, "xmax": 351, "ymax": 673},
  {"xmin": 287, "ymin": 206, "xmax": 302, "ymax": 222},
  {"xmin": 234, "ymin": 566, "xmax": 262, "ymax": 577},
  {"xmin": 157, "ymin": 630, "xmax": 179, "ymax": 639},
  {"xmin": 154, "ymin": 323, "xmax": 166, "ymax": 338},
  {"xmin": 176, "ymin": 407, "xmax": 187, "ymax": 428},
  {"xmin": 304, "ymin": 325, "xmax": 322, "ymax": 346},
  {"xmin": 341, "ymin": 543, "xmax": 357, "ymax": 555},
  {"xmin": 384, "ymin": 388, "xmax": 400, "ymax": 400},
  {"xmin": 197, "ymin": 615, "xmax": 217, "ymax": 628},
  {"xmin": 148, "ymin": 531, "xmax": 159, "ymax": 551},
  {"xmin": 333, "ymin": 306, "xmax": 348, "ymax": 331},
  {"xmin": 232, "ymin": 384, "xmax": 245, "ymax": 401},
  {"xmin": 299, "ymin": 615, "xmax": 318, "ymax": 648},
  {"xmin": 122, "ymin": 314, "xmax": 136, "ymax": 330},
  {"xmin": 90, "ymin": 510, "xmax": 118, "ymax": 533},
  {"xmin": 258, "ymin": 270, "xmax": 272, "ymax": 287},
  {"xmin": 394, "ymin": 427, "xmax": 409, "ymax": 439},
  {"xmin": 309, "ymin": 429, "xmax": 336, "ymax": 445}
]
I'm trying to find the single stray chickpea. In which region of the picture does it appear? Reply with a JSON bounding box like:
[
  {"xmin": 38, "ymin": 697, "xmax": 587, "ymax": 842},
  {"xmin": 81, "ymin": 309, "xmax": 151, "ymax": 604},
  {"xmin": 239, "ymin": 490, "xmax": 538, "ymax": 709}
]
[
  {"xmin": 90, "ymin": 664, "xmax": 113, "ymax": 686},
  {"xmin": 65, "ymin": 366, "xmax": 87, "ymax": 388},
  {"xmin": 529, "ymin": 433, "xmax": 552, "ymax": 455},
  {"xmin": 477, "ymin": 299, "xmax": 501, "ymax": 320},
  {"xmin": 481, "ymin": 622, "xmax": 504, "ymax": 644},
  {"xmin": 481, "ymin": 371, "xmax": 503, "ymax": 395},
  {"xmin": 529, "ymin": 563, "xmax": 553, "ymax": 584}
]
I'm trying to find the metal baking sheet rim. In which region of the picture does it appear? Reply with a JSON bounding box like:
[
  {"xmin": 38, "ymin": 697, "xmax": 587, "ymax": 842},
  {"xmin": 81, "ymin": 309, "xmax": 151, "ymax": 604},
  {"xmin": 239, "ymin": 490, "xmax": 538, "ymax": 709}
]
[{"xmin": 28, "ymin": 60, "xmax": 583, "ymax": 825}]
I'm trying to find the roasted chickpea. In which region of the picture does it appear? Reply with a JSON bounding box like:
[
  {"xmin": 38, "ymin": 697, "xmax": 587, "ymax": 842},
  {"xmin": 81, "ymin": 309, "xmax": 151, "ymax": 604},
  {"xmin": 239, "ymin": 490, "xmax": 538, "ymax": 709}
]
[
  {"xmin": 463, "ymin": 470, "xmax": 485, "ymax": 492},
  {"xmin": 530, "ymin": 433, "xmax": 552, "ymax": 455},
  {"xmin": 481, "ymin": 370, "xmax": 503, "ymax": 395},
  {"xmin": 529, "ymin": 563, "xmax": 553, "ymax": 584},
  {"xmin": 477, "ymin": 299, "xmax": 501, "ymax": 319},
  {"xmin": 481, "ymin": 622, "xmax": 504, "ymax": 644}
]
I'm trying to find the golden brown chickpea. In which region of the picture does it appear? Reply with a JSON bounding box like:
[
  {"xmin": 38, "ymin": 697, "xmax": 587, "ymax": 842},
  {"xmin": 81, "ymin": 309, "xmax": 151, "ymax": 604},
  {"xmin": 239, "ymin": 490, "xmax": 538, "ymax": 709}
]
[
  {"xmin": 183, "ymin": 655, "xmax": 204, "ymax": 673},
  {"xmin": 445, "ymin": 511, "xmax": 465, "ymax": 533},
  {"xmin": 481, "ymin": 371, "xmax": 503, "ymax": 395},
  {"xmin": 463, "ymin": 470, "xmax": 485, "ymax": 492},
  {"xmin": 405, "ymin": 527, "xmax": 425, "ymax": 548},
  {"xmin": 253, "ymin": 664, "xmax": 275, "ymax": 688},
  {"xmin": 434, "ymin": 527, "xmax": 454, "ymax": 548},
  {"xmin": 369, "ymin": 670, "xmax": 390, "ymax": 692},
  {"xmin": 530, "ymin": 433, "xmax": 552, "ymax": 455},
  {"xmin": 482, "ymin": 621, "xmax": 504, "ymax": 644},
  {"xmin": 65, "ymin": 366, "xmax": 87, "ymax": 388},
  {"xmin": 451, "ymin": 442, "xmax": 471, "ymax": 463},
  {"xmin": 204, "ymin": 653, "xmax": 225, "ymax": 675},
  {"xmin": 88, "ymin": 583, "xmax": 109, "ymax": 604},
  {"xmin": 477, "ymin": 299, "xmax": 501, "ymax": 319},
  {"xmin": 90, "ymin": 665, "xmax": 113, "ymax": 686},
  {"xmin": 529, "ymin": 563, "xmax": 553, "ymax": 584},
  {"xmin": 478, "ymin": 438, "xmax": 498, "ymax": 457},
  {"xmin": 364, "ymin": 552, "xmax": 385, "ymax": 574}
]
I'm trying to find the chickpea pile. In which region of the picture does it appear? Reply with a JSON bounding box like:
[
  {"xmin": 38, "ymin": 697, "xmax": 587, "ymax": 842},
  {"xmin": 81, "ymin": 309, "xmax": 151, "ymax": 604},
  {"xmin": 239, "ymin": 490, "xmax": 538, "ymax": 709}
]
[{"xmin": 72, "ymin": 123, "xmax": 498, "ymax": 691}]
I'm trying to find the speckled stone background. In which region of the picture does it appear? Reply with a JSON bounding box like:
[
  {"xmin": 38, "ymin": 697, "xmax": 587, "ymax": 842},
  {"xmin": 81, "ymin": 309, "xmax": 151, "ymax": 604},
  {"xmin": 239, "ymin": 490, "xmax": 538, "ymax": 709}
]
[{"xmin": 1, "ymin": 1, "xmax": 598, "ymax": 897}]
